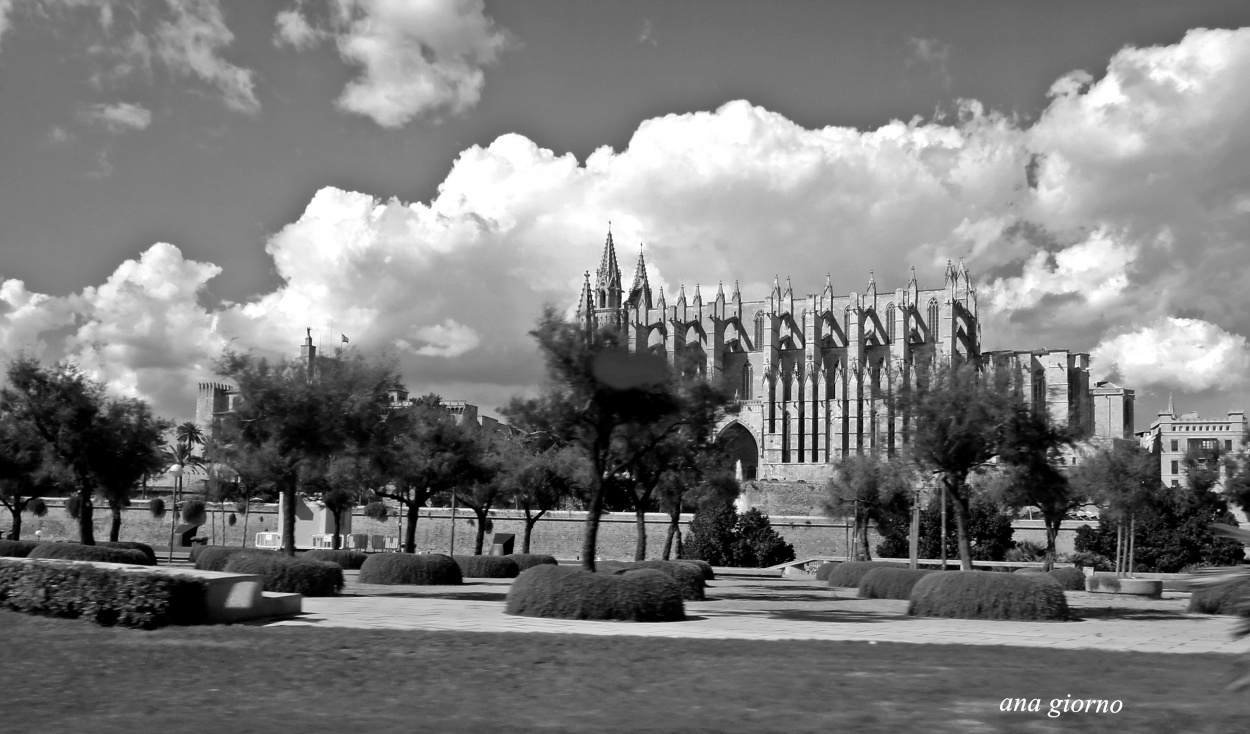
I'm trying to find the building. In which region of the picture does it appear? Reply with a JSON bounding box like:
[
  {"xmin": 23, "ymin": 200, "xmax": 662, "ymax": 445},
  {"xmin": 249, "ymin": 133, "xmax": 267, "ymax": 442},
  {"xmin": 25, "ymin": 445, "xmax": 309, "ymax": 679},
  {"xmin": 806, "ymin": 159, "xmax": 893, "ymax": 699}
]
[
  {"xmin": 576, "ymin": 230, "xmax": 1134, "ymax": 483},
  {"xmin": 1138, "ymin": 397, "xmax": 1246, "ymax": 489}
]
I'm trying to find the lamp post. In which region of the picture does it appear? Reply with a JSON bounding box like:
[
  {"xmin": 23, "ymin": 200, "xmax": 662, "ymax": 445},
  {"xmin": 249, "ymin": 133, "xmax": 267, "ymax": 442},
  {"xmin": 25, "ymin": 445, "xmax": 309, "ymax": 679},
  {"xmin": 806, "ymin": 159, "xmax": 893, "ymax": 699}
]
[{"xmin": 167, "ymin": 463, "xmax": 183, "ymax": 564}]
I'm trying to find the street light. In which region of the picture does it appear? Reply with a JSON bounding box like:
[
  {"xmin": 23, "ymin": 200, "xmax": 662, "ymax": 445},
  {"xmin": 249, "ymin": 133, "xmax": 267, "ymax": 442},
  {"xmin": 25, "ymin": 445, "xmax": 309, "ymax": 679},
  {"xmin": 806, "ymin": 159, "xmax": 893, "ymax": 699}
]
[{"xmin": 167, "ymin": 463, "xmax": 183, "ymax": 564}]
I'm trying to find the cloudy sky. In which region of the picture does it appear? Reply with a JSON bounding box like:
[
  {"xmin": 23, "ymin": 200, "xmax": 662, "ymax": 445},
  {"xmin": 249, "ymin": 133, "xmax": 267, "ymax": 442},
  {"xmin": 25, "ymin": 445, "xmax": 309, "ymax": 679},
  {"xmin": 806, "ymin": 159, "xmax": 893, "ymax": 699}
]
[{"xmin": 2, "ymin": 0, "xmax": 1250, "ymax": 428}]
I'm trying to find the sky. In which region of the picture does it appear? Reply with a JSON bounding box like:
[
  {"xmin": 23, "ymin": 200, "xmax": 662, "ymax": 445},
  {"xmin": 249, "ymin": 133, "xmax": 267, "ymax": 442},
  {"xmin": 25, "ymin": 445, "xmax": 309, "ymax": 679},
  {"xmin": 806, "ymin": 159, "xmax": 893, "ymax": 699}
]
[{"xmin": 2, "ymin": 0, "xmax": 1250, "ymax": 429}]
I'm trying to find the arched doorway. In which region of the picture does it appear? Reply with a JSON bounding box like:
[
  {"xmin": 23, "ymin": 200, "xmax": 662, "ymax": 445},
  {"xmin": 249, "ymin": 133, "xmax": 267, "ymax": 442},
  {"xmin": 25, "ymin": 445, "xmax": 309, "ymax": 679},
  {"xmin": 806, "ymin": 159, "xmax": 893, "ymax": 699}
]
[{"xmin": 716, "ymin": 422, "xmax": 759, "ymax": 480}]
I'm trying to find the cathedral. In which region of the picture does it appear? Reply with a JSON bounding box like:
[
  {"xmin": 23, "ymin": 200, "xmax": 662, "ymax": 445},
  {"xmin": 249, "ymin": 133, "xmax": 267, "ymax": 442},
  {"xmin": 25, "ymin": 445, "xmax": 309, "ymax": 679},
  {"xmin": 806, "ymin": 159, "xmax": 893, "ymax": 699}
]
[{"xmin": 576, "ymin": 231, "xmax": 1134, "ymax": 483}]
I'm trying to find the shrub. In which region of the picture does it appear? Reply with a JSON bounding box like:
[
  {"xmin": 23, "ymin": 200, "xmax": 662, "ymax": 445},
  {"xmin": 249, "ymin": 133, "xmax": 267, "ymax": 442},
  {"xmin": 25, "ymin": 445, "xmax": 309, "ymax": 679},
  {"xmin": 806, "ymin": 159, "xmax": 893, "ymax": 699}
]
[
  {"xmin": 908, "ymin": 570, "xmax": 1070, "ymax": 621},
  {"xmin": 675, "ymin": 559, "xmax": 714, "ymax": 581},
  {"xmin": 148, "ymin": 498, "xmax": 166, "ymax": 519},
  {"xmin": 825, "ymin": 561, "xmax": 906, "ymax": 588},
  {"xmin": 102, "ymin": 541, "xmax": 158, "ymax": 566},
  {"xmin": 28, "ymin": 543, "xmax": 151, "ymax": 566},
  {"xmin": 682, "ymin": 504, "xmax": 795, "ymax": 568},
  {"xmin": 1062, "ymin": 551, "xmax": 1113, "ymax": 572},
  {"xmin": 303, "ymin": 549, "xmax": 369, "ymax": 570},
  {"xmin": 29, "ymin": 498, "xmax": 47, "ymax": 517},
  {"xmin": 364, "ymin": 501, "xmax": 389, "ymax": 522},
  {"xmin": 1048, "ymin": 567, "xmax": 1087, "ymax": 591},
  {"xmin": 857, "ymin": 567, "xmax": 935, "ymax": 600},
  {"xmin": 1005, "ymin": 540, "xmax": 1046, "ymax": 563},
  {"xmin": 505, "ymin": 554, "xmax": 558, "ymax": 572},
  {"xmin": 0, "ymin": 539, "xmax": 40, "ymax": 558},
  {"xmin": 222, "ymin": 554, "xmax": 343, "ymax": 597},
  {"xmin": 194, "ymin": 546, "xmax": 274, "ymax": 572},
  {"xmin": 1188, "ymin": 577, "xmax": 1250, "ymax": 615},
  {"xmin": 0, "ymin": 557, "xmax": 207, "ymax": 628},
  {"xmin": 814, "ymin": 562, "xmax": 840, "ymax": 581},
  {"xmin": 608, "ymin": 560, "xmax": 705, "ymax": 601},
  {"xmin": 505, "ymin": 564, "xmax": 685, "ymax": 622},
  {"xmin": 357, "ymin": 553, "xmax": 463, "ymax": 585},
  {"xmin": 181, "ymin": 499, "xmax": 207, "ymax": 526},
  {"xmin": 1012, "ymin": 567, "xmax": 1046, "ymax": 574},
  {"xmin": 453, "ymin": 555, "xmax": 520, "ymax": 579}
]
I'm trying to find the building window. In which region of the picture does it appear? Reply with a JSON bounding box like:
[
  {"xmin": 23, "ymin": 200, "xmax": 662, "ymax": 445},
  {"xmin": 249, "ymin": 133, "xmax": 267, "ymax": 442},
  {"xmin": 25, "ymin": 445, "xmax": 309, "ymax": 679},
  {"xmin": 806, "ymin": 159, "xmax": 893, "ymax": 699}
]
[
  {"xmin": 1032, "ymin": 369, "xmax": 1045, "ymax": 415},
  {"xmin": 1170, "ymin": 440, "xmax": 1178, "ymax": 452},
  {"xmin": 885, "ymin": 303, "xmax": 896, "ymax": 343},
  {"xmin": 1171, "ymin": 460, "xmax": 1179, "ymax": 474},
  {"xmin": 753, "ymin": 311, "xmax": 765, "ymax": 349},
  {"xmin": 1226, "ymin": 440, "xmax": 1233, "ymax": 451},
  {"xmin": 927, "ymin": 299, "xmax": 939, "ymax": 338},
  {"xmin": 1171, "ymin": 480, "xmax": 1180, "ymax": 487}
]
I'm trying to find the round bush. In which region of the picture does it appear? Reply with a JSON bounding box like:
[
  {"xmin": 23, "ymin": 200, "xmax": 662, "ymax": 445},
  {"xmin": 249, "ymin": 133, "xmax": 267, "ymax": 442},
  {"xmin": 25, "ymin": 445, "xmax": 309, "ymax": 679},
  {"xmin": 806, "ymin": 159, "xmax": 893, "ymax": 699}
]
[
  {"xmin": 223, "ymin": 554, "xmax": 343, "ymax": 596},
  {"xmin": 357, "ymin": 553, "xmax": 463, "ymax": 585},
  {"xmin": 1048, "ymin": 567, "xmax": 1087, "ymax": 591},
  {"xmin": 102, "ymin": 541, "xmax": 157, "ymax": 565},
  {"xmin": 908, "ymin": 570, "xmax": 1070, "ymax": 621},
  {"xmin": 27, "ymin": 542, "xmax": 152, "ymax": 566},
  {"xmin": 609, "ymin": 560, "xmax": 705, "ymax": 601},
  {"xmin": 194, "ymin": 546, "xmax": 274, "ymax": 572},
  {"xmin": 0, "ymin": 539, "xmax": 40, "ymax": 558},
  {"xmin": 505, "ymin": 564, "xmax": 685, "ymax": 622},
  {"xmin": 814, "ymin": 562, "xmax": 840, "ymax": 581},
  {"xmin": 453, "ymin": 555, "xmax": 520, "ymax": 578},
  {"xmin": 505, "ymin": 553, "xmax": 558, "ymax": 572},
  {"xmin": 826, "ymin": 561, "xmax": 906, "ymax": 588},
  {"xmin": 1188, "ymin": 576, "xmax": 1250, "ymax": 615},
  {"xmin": 303, "ymin": 549, "xmax": 369, "ymax": 570},
  {"xmin": 857, "ymin": 567, "xmax": 935, "ymax": 600},
  {"xmin": 676, "ymin": 559, "xmax": 715, "ymax": 581}
]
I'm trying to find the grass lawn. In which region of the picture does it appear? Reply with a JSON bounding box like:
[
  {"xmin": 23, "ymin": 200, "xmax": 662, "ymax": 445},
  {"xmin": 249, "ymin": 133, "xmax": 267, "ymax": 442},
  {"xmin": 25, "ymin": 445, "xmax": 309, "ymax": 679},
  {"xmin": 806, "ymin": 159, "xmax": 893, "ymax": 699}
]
[{"xmin": 2, "ymin": 612, "xmax": 1249, "ymax": 733}]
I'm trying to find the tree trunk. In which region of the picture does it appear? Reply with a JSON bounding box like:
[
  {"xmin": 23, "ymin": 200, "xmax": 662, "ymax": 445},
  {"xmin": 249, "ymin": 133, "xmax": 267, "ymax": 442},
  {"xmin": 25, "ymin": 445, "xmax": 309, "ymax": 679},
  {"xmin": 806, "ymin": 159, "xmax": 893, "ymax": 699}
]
[
  {"xmin": 474, "ymin": 508, "xmax": 488, "ymax": 555},
  {"xmin": 404, "ymin": 501, "xmax": 419, "ymax": 554},
  {"xmin": 1043, "ymin": 514, "xmax": 1061, "ymax": 572},
  {"xmin": 7, "ymin": 506, "xmax": 22, "ymax": 540},
  {"xmin": 581, "ymin": 464, "xmax": 605, "ymax": 571},
  {"xmin": 662, "ymin": 506, "xmax": 681, "ymax": 560},
  {"xmin": 675, "ymin": 528, "xmax": 683, "ymax": 559},
  {"xmin": 858, "ymin": 519, "xmax": 872, "ymax": 561},
  {"xmin": 109, "ymin": 505, "xmax": 122, "ymax": 542},
  {"xmin": 281, "ymin": 482, "xmax": 296, "ymax": 556},
  {"xmin": 1128, "ymin": 514, "xmax": 1136, "ymax": 576},
  {"xmin": 1115, "ymin": 520, "xmax": 1124, "ymax": 575},
  {"xmin": 241, "ymin": 504, "xmax": 250, "ymax": 548},
  {"xmin": 949, "ymin": 487, "xmax": 973, "ymax": 571},
  {"xmin": 634, "ymin": 505, "xmax": 647, "ymax": 561},
  {"xmin": 78, "ymin": 489, "xmax": 95, "ymax": 545},
  {"xmin": 332, "ymin": 510, "xmax": 342, "ymax": 550}
]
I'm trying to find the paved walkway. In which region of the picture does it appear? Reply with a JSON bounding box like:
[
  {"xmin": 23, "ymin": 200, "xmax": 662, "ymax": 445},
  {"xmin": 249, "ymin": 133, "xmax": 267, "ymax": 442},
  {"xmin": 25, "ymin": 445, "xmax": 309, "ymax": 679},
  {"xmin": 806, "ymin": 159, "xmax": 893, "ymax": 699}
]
[{"xmin": 267, "ymin": 574, "xmax": 1250, "ymax": 654}]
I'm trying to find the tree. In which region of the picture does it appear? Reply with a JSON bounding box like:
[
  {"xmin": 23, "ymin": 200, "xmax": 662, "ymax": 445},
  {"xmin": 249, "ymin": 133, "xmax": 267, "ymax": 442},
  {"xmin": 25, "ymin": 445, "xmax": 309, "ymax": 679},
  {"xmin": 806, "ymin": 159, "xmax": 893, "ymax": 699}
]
[
  {"xmin": 203, "ymin": 436, "xmax": 277, "ymax": 548},
  {"xmin": 682, "ymin": 502, "xmax": 795, "ymax": 568},
  {"xmin": 1069, "ymin": 443, "xmax": 1158, "ymax": 574},
  {"xmin": 822, "ymin": 452, "xmax": 914, "ymax": 561},
  {"xmin": 504, "ymin": 308, "xmax": 733, "ymax": 571},
  {"xmin": 0, "ymin": 356, "xmax": 169, "ymax": 545},
  {"xmin": 656, "ymin": 462, "xmax": 739, "ymax": 561},
  {"xmin": 994, "ymin": 404, "xmax": 1078, "ymax": 570},
  {"xmin": 215, "ymin": 348, "xmax": 398, "ymax": 555},
  {"xmin": 876, "ymin": 491, "xmax": 1016, "ymax": 562},
  {"xmin": 0, "ymin": 411, "xmax": 58, "ymax": 539},
  {"xmin": 451, "ymin": 432, "xmax": 510, "ymax": 555},
  {"xmin": 494, "ymin": 439, "xmax": 587, "ymax": 554},
  {"xmin": 904, "ymin": 361, "xmax": 1015, "ymax": 570},
  {"xmin": 368, "ymin": 395, "xmax": 489, "ymax": 554}
]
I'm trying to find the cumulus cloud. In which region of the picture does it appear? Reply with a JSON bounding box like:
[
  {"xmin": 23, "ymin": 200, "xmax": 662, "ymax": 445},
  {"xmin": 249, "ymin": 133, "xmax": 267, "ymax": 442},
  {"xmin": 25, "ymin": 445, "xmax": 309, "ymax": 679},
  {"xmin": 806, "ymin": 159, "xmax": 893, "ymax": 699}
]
[
  {"xmin": 275, "ymin": 0, "xmax": 510, "ymax": 126},
  {"xmin": 906, "ymin": 37, "xmax": 952, "ymax": 89},
  {"xmin": 1092, "ymin": 318, "xmax": 1250, "ymax": 393},
  {"xmin": 80, "ymin": 101, "xmax": 152, "ymax": 132},
  {"xmin": 154, "ymin": 0, "xmax": 258, "ymax": 114},
  {"xmin": 5, "ymin": 28, "xmax": 1250, "ymax": 418}
]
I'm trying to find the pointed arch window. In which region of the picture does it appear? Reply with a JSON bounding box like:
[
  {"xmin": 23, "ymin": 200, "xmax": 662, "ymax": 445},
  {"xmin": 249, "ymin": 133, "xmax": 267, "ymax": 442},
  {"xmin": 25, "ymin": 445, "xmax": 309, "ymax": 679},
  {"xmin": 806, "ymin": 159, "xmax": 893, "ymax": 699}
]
[
  {"xmin": 927, "ymin": 299, "xmax": 940, "ymax": 339},
  {"xmin": 753, "ymin": 311, "xmax": 765, "ymax": 349},
  {"xmin": 885, "ymin": 303, "xmax": 896, "ymax": 343},
  {"xmin": 741, "ymin": 363, "xmax": 753, "ymax": 400}
]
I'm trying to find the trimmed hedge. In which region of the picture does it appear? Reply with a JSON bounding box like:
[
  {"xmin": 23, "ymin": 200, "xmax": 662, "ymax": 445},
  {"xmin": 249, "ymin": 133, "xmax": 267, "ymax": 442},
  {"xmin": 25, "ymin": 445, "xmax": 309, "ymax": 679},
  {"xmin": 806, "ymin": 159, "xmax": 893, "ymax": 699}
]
[
  {"xmin": 608, "ymin": 560, "xmax": 705, "ymax": 601},
  {"xmin": 826, "ymin": 561, "xmax": 906, "ymax": 588},
  {"xmin": 814, "ymin": 562, "xmax": 840, "ymax": 582},
  {"xmin": 908, "ymin": 570, "xmax": 1070, "ymax": 621},
  {"xmin": 0, "ymin": 557, "xmax": 206, "ymax": 628},
  {"xmin": 452, "ymin": 555, "xmax": 521, "ymax": 579},
  {"xmin": 193, "ymin": 546, "xmax": 274, "ymax": 572},
  {"xmin": 1188, "ymin": 577, "xmax": 1250, "ymax": 615},
  {"xmin": 357, "ymin": 553, "xmax": 463, "ymax": 585},
  {"xmin": 505, "ymin": 554, "xmax": 559, "ymax": 572},
  {"xmin": 303, "ymin": 549, "xmax": 369, "ymax": 570},
  {"xmin": 676, "ymin": 559, "xmax": 715, "ymax": 581},
  {"xmin": 28, "ymin": 543, "xmax": 152, "ymax": 566},
  {"xmin": 1048, "ymin": 567, "xmax": 1087, "ymax": 591},
  {"xmin": 222, "ymin": 554, "xmax": 343, "ymax": 596},
  {"xmin": 102, "ymin": 541, "xmax": 158, "ymax": 566},
  {"xmin": 857, "ymin": 567, "xmax": 935, "ymax": 600},
  {"xmin": 505, "ymin": 564, "xmax": 685, "ymax": 622},
  {"xmin": 0, "ymin": 539, "xmax": 40, "ymax": 558},
  {"xmin": 1013, "ymin": 567, "xmax": 1046, "ymax": 574}
]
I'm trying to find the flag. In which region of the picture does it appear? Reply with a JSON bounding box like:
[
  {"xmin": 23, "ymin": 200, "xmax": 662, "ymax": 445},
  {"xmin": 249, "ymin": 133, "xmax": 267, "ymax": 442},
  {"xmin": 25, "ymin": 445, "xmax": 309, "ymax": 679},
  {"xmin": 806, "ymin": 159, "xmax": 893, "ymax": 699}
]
[{"xmin": 341, "ymin": 334, "xmax": 349, "ymax": 344}]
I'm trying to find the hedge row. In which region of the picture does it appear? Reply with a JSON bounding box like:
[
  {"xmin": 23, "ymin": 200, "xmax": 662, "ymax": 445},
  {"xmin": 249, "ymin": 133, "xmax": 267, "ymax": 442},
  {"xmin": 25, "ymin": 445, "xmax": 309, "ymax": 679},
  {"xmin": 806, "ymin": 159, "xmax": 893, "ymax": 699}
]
[
  {"xmin": 677, "ymin": 559, "xmax": 714, "ymax": 581},
  {"xmin": 102, "ymin": 541, "xmax": 158, "ymax": 566},
  {"xmin": 358, "ymin": 553, "xmax": 463, "ymax": 585},
  {"xmin": 857, "ymin": 567, "xmax": 934, "ymax": 600},
  {"xmin": 193, "ymin": 547, "xmax": 275, "ymax": 572},
  {"xmin": 303, "ymin": 549, "xmax": 369, "ymax": 570},
  {"xmin": 814, "ymin": 562, "xmax": 840, "ymax": 581},
  {"xmin": 505, "ymin": 554, "xmax": 559, "ymax": 572},
  {"xmin": 222, "ymin": 554, "xmax": 343, "ymax": 597},
  {"xmin": 908, "ymin": 571, "xmax": 1070, "ymax": 621},
  {"xmin": 0, "ymin": 557, "xmax": 206, "ymax": 628},
  {"xmin": 1047, "ymin": 567, "xmax": 1087, "ymax": 591},
  {"xmin": 453, "ymin": 555, "xmax": 521, "ymax": 579},
  {"xmin": 826, "ymin": 561, "xmax": 906, "ymax": 588},
  {"xmin": 606, "ymin": 560, "xmax": 705, "ymax": 601},
  {"xmin": 1188, "ymin": 577, "xmax": 1250, "ymax": 615},
  {"xmin": 28, "ymin": 543, "xmax": 152, "ymax": 566},
  {"xmin": 0, "ymin": 539, "xmax": 40, "ymax": 558},
  {"xmin": 505, "ymin": 564, "xmax": 685, "ymax": 622}
]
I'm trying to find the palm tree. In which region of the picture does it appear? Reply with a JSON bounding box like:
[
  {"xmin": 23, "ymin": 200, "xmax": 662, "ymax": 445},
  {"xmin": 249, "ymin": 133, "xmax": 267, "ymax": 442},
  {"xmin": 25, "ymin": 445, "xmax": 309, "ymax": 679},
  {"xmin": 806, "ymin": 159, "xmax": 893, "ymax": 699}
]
[
  {"xmin": 163, "ymin": 438, "xmax": 205, "ymax": 560},
  {"xmin": 176, "ymin": 421, "xmax": 205, "ymax": 449}
]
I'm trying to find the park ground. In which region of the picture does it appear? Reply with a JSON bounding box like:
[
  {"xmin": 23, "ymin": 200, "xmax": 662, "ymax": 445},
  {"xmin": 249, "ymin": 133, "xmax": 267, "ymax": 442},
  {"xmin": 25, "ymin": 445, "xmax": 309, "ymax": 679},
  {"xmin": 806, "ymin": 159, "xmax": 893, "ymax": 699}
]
[{"xmin": 2, "ymin": 573, "xmax": 1250, "ymax": 733}]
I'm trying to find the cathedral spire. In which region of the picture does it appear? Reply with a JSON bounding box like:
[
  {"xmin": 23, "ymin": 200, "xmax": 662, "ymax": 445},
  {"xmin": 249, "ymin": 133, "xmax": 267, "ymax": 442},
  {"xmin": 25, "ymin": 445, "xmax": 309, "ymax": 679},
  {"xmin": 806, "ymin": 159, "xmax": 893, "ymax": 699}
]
[
  {"xmin": 575, "ymin": 271, "xmax": 595, "ymax": 330},
  {"xmin": 656, "ymin": 285, "xmax": 666, "ymax": 312},
  {"xmin": 627, "ymin": 247, "xmax": 652, "ymax": 310},
  {"xmin": 945, "ymin": 259, "xmax": 957, "ymax": 284},
  {"xmin": 1167, "ymin": 393, "xmax": 1176, "ymax": 417},
  {"xmin": 692, "ymin": 283, "xmax": 702, "ymax": 307},
  {"xmin": 596, "ymin": 227, "xmax": 622, "ymax": 291}
]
